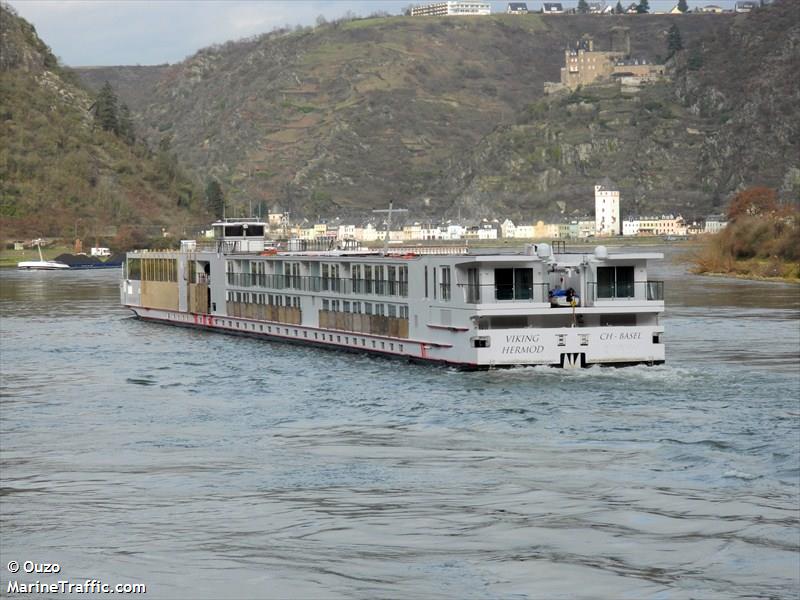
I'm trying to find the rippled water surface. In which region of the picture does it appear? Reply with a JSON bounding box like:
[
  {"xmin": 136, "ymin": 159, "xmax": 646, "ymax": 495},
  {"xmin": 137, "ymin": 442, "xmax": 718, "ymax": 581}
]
[{"xmin": 1, "ymin": 248, "xmax": 799, "ymax": 599}]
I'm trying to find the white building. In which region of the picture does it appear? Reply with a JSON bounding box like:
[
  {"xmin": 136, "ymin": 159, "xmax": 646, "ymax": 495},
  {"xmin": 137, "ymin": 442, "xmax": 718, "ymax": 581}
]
[
  {"xmin": 704, "ymin": 215, "xmax": 728, "ymax": 234},
  {"xmin": 622, "ymin": 219, "xmax": 640, "ymax": 237},
  {"xmin": 594, "ymin": 178, "xmax": 621, "ymax": 237},
  {"xmin": 411, "ymin": 1, "xmax": 491, "ymax": 16},
  {"xmin": 500, "ymin": 219, "xmax": 516, "ymax": 238}
]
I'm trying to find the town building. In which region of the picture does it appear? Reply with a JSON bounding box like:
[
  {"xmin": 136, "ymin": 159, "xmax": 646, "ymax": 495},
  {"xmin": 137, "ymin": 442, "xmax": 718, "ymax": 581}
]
[
  {"xmin": 636, "ymin": 215, "xmax": 687, "ymax": 236},
  {"xmin": 410, "ymin": 1, "xmax": 491, "ymax": 16},
  {"xmin": 735, "ymin": 1, "xmax": 758, "ymax": 12},
  {"xmin": 595, "ymin": 178, "xmax": 621, "ymax": 236},
  {"xmin": 506, "ymin": 2, "xmax": 528, "ymax": 14},
  {"xmin": 541, "ymin": 2, "xmax": 564, "ymax": 13},
  {"xmin": 696, "ymin": 5, "xmax": 724, "ymax": 12},
  {"xmin": 704, "ymin": 214, "xmax": 728, "ymax": 234}
]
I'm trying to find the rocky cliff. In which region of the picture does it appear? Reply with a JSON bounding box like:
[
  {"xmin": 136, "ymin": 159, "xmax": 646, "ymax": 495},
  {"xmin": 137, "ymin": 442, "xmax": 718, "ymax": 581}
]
[{"xmin": 0, "ymin": 4, "xmax": 203, "ymax": 237}]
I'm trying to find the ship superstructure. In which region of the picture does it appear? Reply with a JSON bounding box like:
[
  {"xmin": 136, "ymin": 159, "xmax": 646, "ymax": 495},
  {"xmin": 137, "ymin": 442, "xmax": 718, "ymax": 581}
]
[{"xmin": 121, "ymin": 219, "xmax": 665, "ymax": 368}]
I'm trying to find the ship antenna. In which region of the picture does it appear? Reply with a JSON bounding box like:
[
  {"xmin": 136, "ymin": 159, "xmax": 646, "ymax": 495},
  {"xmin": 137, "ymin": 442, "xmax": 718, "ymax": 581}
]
[{"xmin": 373, "ymin": 202, "xmax": 408, "ymax": 256}]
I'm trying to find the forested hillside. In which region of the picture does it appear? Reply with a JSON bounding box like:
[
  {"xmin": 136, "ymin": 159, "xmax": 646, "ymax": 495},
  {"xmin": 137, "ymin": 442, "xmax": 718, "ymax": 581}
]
[
  {"xmin": 0, "ymin": 3, "xmax": 204, "ymax": 238},
  {"xmin": 78, "ymin": 10, "xmax": 749, "ymax": 220}
]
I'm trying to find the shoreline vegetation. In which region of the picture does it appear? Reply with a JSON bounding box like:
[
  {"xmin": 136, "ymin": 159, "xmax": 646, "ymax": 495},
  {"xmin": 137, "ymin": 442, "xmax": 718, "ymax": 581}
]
[{"xmin": 688, "ymin": 187, "xmax": 799, "ymax": 284}]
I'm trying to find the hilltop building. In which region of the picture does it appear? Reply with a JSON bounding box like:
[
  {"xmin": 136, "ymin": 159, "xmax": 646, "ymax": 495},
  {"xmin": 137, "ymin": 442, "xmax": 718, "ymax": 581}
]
[
  {"xmin": 507, "ymin": 2, "xmax": 528, "ymax": 14},
  {"xmin": 557, "ymin": 34, "xmax": 665, "ymax": 91},
  {"xmin": 595, "ymin": 178, "xmax": 621, "ymax": 236},
  {"xmin": 541, "ymin": 3, "xmax": 564, "ymax": 13},
  {"xmin": 410, "ymin": 1, "xmax": 491, "ymax": 16}
]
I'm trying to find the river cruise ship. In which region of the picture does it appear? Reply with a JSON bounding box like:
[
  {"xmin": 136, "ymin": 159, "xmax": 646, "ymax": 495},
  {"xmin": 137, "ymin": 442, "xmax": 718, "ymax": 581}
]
[{"xmin": 120, "ymin": 219, "xmax": 665, "ymax": 369}]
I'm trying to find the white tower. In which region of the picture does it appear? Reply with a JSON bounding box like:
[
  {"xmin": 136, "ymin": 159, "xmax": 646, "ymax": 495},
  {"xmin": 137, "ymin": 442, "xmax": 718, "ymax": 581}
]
[{"xmin": 594, "ymin": 178, "xmax": 620, "ymax": 236}]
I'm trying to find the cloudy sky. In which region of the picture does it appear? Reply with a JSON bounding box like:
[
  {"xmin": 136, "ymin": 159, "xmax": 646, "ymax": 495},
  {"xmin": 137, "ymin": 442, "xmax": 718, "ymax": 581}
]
[{"xmin": 8, "ymin": 0, "xmax": 741, "ymax": 67}]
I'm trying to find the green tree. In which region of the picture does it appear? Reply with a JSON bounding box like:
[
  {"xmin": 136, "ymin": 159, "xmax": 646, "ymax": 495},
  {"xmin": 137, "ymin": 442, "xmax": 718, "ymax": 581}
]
[
  {"xmin": 118, "ymin": 103, "xmax": 135, "ymax": 145},
  {"xmin": 667, "ymin": 23, "xmax": 684, "ymax": 58},
  {"xmin": 616, "ymin": 1, "xmax": 624, "ymax": 13},
  {"xmin": 577, "ymin": 0, "xmax": 589, "ymax": 13},
  {"xmin": 94, "ymin": 81, "xmax": 119, "ymax": 134},
  {"xmin": 205, "ymin": 179, "xmax": 225, "ymax": 219},
  {"xmin": 678, "ymin": 0, "xmax": 689, "ymax": 12},
  {"xmin": 636, "ymin": 0, "xmax": 649, "ymax": 13}
]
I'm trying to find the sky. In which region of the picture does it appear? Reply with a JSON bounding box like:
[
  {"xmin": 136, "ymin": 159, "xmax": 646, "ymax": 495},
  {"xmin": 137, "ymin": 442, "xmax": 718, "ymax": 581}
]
[{"xmin": 7, "ymin": 0, "xmax": 742, "ymax": 67}]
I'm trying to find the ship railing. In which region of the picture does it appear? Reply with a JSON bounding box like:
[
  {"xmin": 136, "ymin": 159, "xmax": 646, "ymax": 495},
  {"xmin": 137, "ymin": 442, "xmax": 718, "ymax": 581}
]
[
  {"xmin": 457, "ymin": 282, "xmax": 549, "ymax": 304},
  {"xmin": 586, "ymin": 280, "xmax": 664, "ymax": 303},
  {"xmin": 225, "ymin": 273, "xmax": 409, "ymax": 298}
]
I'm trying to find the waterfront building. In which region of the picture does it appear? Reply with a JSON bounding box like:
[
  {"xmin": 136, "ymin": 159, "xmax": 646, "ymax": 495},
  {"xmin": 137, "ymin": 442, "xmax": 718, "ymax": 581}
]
[{"xmin": 595, "ymin": 179, "xmax": 621, "ymax": 237}]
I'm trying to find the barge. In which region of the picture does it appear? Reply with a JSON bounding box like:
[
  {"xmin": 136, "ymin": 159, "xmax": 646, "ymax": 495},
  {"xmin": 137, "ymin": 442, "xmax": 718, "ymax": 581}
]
[{"xmin": 120, "ymin": 219, "xmax": 665, "ymax": 369}]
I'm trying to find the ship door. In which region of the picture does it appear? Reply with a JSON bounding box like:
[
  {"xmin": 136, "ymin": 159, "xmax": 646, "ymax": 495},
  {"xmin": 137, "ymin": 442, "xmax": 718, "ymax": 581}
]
[{"xmin": 204, "ymin": 263, "xmax": 211, "ymax": 314}]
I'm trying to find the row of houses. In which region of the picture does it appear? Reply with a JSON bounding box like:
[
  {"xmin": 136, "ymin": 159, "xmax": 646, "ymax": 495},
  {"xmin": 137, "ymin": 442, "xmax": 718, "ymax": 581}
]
[
  {"xmin": 257, "ymin": 213, "xmax": 722, "ymax": 244},
  {"xmin": 408, "ymin": 2, "xmax": 773, "ymax": 17}
]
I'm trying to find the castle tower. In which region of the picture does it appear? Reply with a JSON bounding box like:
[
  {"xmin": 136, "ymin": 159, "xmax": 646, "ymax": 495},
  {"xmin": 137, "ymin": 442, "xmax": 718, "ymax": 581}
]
[{"xmin": 595, "ymin": 178, "xmax": 620, "ymax": 237}]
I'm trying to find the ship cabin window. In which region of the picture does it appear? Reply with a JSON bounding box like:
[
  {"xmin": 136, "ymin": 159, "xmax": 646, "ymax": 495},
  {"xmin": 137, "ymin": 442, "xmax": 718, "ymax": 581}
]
[
  {"xmin": 471, "ymin": 336, "xmax": 490, "ymax": 348},
  {"xmin": 466, "ymin": 268, "xmax": 480, "ymax": 303},
  {"xmin": 424, "ymin": 266, "xmax": 429, "ymax": 298},
  {"xmin": 365, "ymin": 302, "xmax": 373, "ymax": 315},
  {"xmin": 597, "ymin": 266, "xmax": 635, "ymax": 298},
  {"xmin": 323, "ymin": 299, "xmax": 330, "ymax": 311},
  {"xmin": 352, "ymin": 265, "xmax": 362, "ymax": 293},
  {"xmin": 399, "ymin": 305, "xmax": 409, "ymax": 319},
  {"xmin": 375, "ymin": 304, "xmax": 385, "ymax": 316},
  {"xmin": 440, "ymin": 267, "xmax": 451, "ymax": 301},
  {"xmin": 331, "ymin": 300, "xmax": 340, "ymax": 312},
  {"xmin": 494, "ymin": 268, "xmax": 533, "ymax": 301},
  {"xmin": 399, "ymin": 265, "xmax": 408, "ymax": 297},
  {"xmin": 343, "ymin": 301, "xmax": 351, "ymax": 313},
  {"xmin": 388, "ymin": 304, "xmax": 397, "ymax": 318},
  {"xmin": 364, "ymin": 265, "xmax": 373, "ymax": 294},
  {"xmin": 322, "ymin": 263, "xmax": 340, "ymax": 292},
  {"xmin": 127, "ymin": 258, "xmax": 141, "ymax": 280},
  {"xmin": 353, "ymin": 302, "xmax": 362, "ymax": 314},
  {"xmin": 374, "ymin": 265, "xmax": 385, "ymax": 295}
]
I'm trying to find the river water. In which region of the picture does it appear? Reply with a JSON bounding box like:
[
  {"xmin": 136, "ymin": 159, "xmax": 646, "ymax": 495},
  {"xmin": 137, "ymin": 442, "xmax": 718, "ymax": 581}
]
[{"xmin": 1, "ymin": 248, "xmax": 798, "ymax": 599}]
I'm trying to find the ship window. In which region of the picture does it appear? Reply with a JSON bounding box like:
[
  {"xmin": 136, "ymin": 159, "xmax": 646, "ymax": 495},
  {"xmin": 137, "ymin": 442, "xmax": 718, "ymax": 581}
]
[
  {"xmin": 495, "ymin": 268, "xmax": 533, "ymax": 300},
  {"xmin": 471, "ymin": 336, "xmax": 490, "ymax": 348},
  {"xmin": 364, "ymin": 265, "xmax": 373, "ymax": 294},
  {"xmin": 343, "ymin": 301, "xmax": 351, "ymax": 312},
  {"xmin": 399, "ymin": 344, "xmax": 404, "ymax": 352},
  {"xmin": 399, "ymin": 305, "xmax": 409, "ymax": 319},
  {"xmin": 375, "ymin": 304, "xmax": 385, "ymax": 316},
  {"xmin": 440, "ymin": 267, "xmax": 451, "ymax": 301},
  {"xmin": 127, "ymin": 258, "xmax": 141, "ymax": 280},
  {"xmin": 597, "ymin": 266, "xmax": 635, "ymax": 298},
  {"xmin": 390, "ymin": 343, "xmax": 394, "ymax": 351},
  {"xmin": 304, "ymin": 331, "xmax": 308, "ymax": 338},
  {"xmin": 361, "ymin": 339, "xmax": 366, "ymax": 346},
  {"xmin": 424, "ymin": 266, "xmax": 429, "ymax": 298},
  {"xmin": 399, "ymin": 265, "xmax": 408, "ymax": 297},
  {"xmin": 466, "ymin": 268, "xmax": 480, "ymax": 303},
  {"xmin": 365, "ymin": 302, "xmax": 373, "ymax": 315},
  {"xmin": 372, "ymin": 340, "xmax": 376, "ymax": 348},
  {"xmin": 323, "ymin": 299, "xmax": 329, "ymax": 311},
  {"xmin": 388, "ymin": 304, "xmax": 397, "ymax": 318}
]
